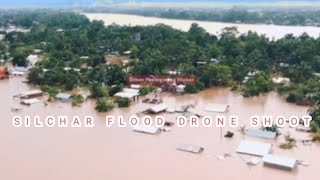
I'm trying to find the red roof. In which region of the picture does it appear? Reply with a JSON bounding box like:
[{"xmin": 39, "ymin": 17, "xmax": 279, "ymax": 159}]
[{"xmin": 0, "ymin": 70, "xmax": 7, "ymax": 76}]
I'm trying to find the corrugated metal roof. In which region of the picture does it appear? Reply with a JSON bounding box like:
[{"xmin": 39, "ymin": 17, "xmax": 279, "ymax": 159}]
[
  {"xmin": 263, "ymin": 154, "xmax": 297, "ymax": 170},
  {"xmin": 237, "ymin": 140, "xmax": 272, "ymax": 157},
  {"xmin": 114, "ymin": 92, "xmax": 138, "ymax": 99},
  {"xmin": 176, "ymin": 144, "xmax": 204, "ymax": 154},
  {"xmin": 246, "ymin": 129, "xmax": 277, "ymax": 139},
  {"xmin": 205, "ymin": 103, "xmax": 229, "ymax": 113},
  {"xmin": 133, "ymin": 125, "xmax": 159, "ymax": 134},
  {"xmin": 20, "ymin": 90, "xmax": 43, "ymax": 96},
  {"xmin": 55, "ymin": 93, "xmax": 71, "ymax": 100},
  {"xmin": 21, "ymin": 98, "xmax": 40, "ymax": 105},
  {"xmin": 148, "ymin": 104, "xmax": 167, "ymax": 113}
]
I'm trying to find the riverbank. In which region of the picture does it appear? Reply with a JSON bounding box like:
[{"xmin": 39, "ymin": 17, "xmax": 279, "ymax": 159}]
[{"xmin": 85, "ymin": 13, "xmax": 320, "ymax": 39}]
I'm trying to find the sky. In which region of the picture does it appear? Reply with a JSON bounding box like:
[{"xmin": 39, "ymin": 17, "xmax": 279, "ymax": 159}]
[{"xmin": 0, "ymin": 0, "xmax": 320, "ymax": 7}]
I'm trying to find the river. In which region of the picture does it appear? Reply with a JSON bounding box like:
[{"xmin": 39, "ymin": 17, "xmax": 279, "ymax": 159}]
[
  {"xmin": 1, "ymin": 75, "xmax": 319, "ymax": 180},
  {"xmin": 85, "ymin": 13, "xmax": 320, "ymax": 40}
]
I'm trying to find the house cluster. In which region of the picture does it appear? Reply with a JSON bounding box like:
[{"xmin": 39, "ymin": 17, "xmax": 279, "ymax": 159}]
[{"xmin": 11, "ymin": 54, "xmax": 41, "ymax": 76}]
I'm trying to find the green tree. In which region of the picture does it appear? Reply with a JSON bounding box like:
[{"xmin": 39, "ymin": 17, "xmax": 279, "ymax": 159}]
[{"xmin": 95, "ymin": 97, "xmax": 114, "ymax": 112}]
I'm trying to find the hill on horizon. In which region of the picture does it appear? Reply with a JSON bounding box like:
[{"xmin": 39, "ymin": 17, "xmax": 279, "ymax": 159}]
[{"xmin": 1, "ymin": 0, "xmax": 320, "ymax": 7}]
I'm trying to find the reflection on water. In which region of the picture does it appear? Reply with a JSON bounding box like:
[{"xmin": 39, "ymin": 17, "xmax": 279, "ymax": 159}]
[
  {"xmin": 1, "ymin": 76, "xmax": 319, "ymax": 180},
  {"xmin": 85, "ymin": 13, "xmax": 320, "ymax": 40}
]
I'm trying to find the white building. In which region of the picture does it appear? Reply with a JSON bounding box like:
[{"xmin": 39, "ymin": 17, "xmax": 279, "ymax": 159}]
[
  {"xmin": 0, "ymin": 34, "xmax": 5, "ymax": 41},
  {"xmin": 26, "ymin": 55, "xmax": 40, "ymax": 67},
  {"xmin": 176, "ymin": 85, "xmax": 186, "ymax": 93},
  {"xmin": 272, "ymin": 77, "xmax": 290, "ymax": 85}
]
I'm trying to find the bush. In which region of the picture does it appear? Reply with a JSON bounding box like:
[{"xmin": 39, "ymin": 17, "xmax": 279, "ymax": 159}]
[
  {"xmin": 95, "ymin": 97, "xmax": 114, "ymax": 112},
  {"xmin": 90, "ymin": 83, "xmax": 108, "ymax": 98},
  {"xmin": 224, "ymin": 131, "xmax": 234, "ymax": 138},
  {"xmin": 72, "ymin": 95, "xmax": 84, "ymax": 107},
  {"xmin": 40, "ymin": 85, "xmax": 60, "ymax": 100},
  {"xmin": 310, "ymin": 121, "xmax": 318, "ymax": 133},
  {"xmin": 185, "ymin": 85, "xmax": 199, "ymax": 94},
  {"xmin": 286, "ymin": 89, "xmax": 304, "ymax": 103},
  {"xmin": 117, "ymin": 97, "xmax": 130, "ymax": 108},
  {"xmin": 243, "ymin": 73, "xmax": 272, "ymax": 97},
  {"xmin": 262, "ymin": 124, "xmax": 280, "ymax": 136},
  {"xmin": 279, "ymin": 141, "xmax": 295, "ymax": 149},
  {"xmin": 109, "ymin": 84, "xmax": 123, "ymax": 96},
  {"xmin": 312, "ymin": 133, "xmax": 320, "ymax": 142},
  {"xmin": 139, "ymin": 87, "xmax": 155, "ymax": 95}
]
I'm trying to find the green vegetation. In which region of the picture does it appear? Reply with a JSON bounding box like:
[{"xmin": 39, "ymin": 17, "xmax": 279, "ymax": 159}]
[
  {"xmin": 309, "ymin": 105, "xmax": 320, "ymax": 132},
  {"xmin": 262, "ymin": 124, "xmax": 281, "ymax": 136},
  {"xmin": 95, "ymin": 97, "xmax": 114, "ymax": 112},
  {"xmin": 72, "ymin": 95, "xmax": 84, "ymax": 107},
  {"xmin": 280, "ymin": 135, "xmax": 296, "ymax": 149},
  {"xmin": 1, "ymin": 10, "xmax": 320, "ymax": 119},
  {"xmin": 40, "ymin": 85, "xmax": 59, "ymax": 101},
  {"xmin": 243, "ymin": 73, "xmax": 272, "ymax": 97},
  {"xmin": 90, "ymin": 83, "xmax": 109, "ymax": 99},
  {"xmin": 116, "ymin": 98, "xmax": 130, "ymax": 108},
  {"xmin": 139, "ymin": 87, "xmax": 155, "ymax": 96}
]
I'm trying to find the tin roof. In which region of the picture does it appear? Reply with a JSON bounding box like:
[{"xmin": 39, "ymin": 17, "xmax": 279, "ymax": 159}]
[
  {"xmin": 246, "ymin": 129, "xmax": 277, "ymax": 139},
  {"xmin": 263, "ymin": 154, "xmax": 297, "ymax": 170},
  {"xmin": 237, "ymin": 140, "xmax": 272, "ymax": 157}
]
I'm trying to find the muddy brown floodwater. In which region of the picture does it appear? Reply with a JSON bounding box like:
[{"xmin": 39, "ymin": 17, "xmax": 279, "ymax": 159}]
[{"xmin": 1, "ymin": 76, "xmax": 319, "ymax": 180}]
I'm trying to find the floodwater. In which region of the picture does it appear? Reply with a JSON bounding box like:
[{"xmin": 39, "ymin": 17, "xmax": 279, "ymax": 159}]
[
  {"xmin": 1, "ymin": 75, "xmax": 319, "ymax": 180},
  {"xmin": 85, "ymin": 13, "xmax": 320, "ymax": 40}
]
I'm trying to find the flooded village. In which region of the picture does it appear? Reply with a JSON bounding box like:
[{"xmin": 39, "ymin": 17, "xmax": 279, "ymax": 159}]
[
  {"xmin": 1, "ymin": 10, "xmax": 320, "ymax": 180},
  {"xmin": 1, "ymin": 68, "xmax": 320, "ymax": 180}
]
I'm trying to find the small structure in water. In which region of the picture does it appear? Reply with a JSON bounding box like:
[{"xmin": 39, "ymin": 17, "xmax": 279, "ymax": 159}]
[
  {"xmin": 20, "ymin": 98, "xmax": 40, "ymax": 105},
  {"xmin": 12, "ymin": 66, "xmax": 30, "ymax": 75},
  {"xmin": 55, "ymin": 93, "xmax": 72, "ymax": 102},
  {"xmin": 205, "ymin": 103, "xmax": 229, "ymax": 113},
  {"xmin": 237, "ymin": 140, "xmax": 272, "ymax": 157},
  {"xmin": 246, "ymin": 129, "xmax": 277, "ymax": 139},
  {"xmin": 142, "ymin": 93, "xmax": 162, "ymax": 104},
  {"xmin": 145, "ymin": 104, "xmax": 167, "ymax": 114},
  {"xmin": 114, "ymin": 88, "xmax": 139, "ymax": 101},
  {"xmin": 15, "ymin": 90, "xmax": 44, "ymax": 99},
  {"xmin": 262, "ymin": 154, "xmax": 297, "ymax": 171},
  {"xmin": 133, "ymin": 125, "xmax": 160, "ymax": 135},
  {"xmin": 0, "ymin": 69, "xmax": 9, "ymax": 80},
  {"xmin": 175, "ymin": 84, "xmax": 186, "ymax": 94},
  {"xmin": 11, "ymin": 106, "xmax": 22, "ymax": 111},
  {"xmin": 176, "ymin": 144, "xmax": 204, "ymax": 154}
]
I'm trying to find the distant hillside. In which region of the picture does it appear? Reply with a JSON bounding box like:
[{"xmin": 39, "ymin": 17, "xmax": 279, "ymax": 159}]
[{"xmin": 1, "ymin": 0, "xmax": 320, "ymax": 7}]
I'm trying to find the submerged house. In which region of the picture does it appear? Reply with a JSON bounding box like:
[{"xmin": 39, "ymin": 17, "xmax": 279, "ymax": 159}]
[
  {"xmin": 12, "ymin": 66, "xmax": 30, "ymax": 75},
  {"xmin": 0, "ymin": 69, "xmax": 9, "ymax": 80},
  {"xmin": 26, "ymin": 54, "xmax": 40, "ymax": 67},
  {"xmin": 205, "ymin": 103, "xmax": 229, "ymax": 113},
  {"xmin": 21, "ymin": 98, "xmax": 40, "ymax": 105},
  {"xmin": 262, "ymin": 154, "xmax": 297, "ymax": 171},
  {"xmin": 176, "ymin": 144, "xmax": 204, "ymax": 154},
  {"xmin": 55, "ymin": 93, "xmax": 72, "ymax": 102},
  {"xmin": 146, "ymin": 104, "xmax": 168, "ymax": 114},
  {"xmin": 246, "ymin": 129, "xmax": 277, "ymax": 139},
  {"xmin": 133, "ymin": 125, "xmax": 160, "ymax": 135},
  {"xmin": 114, "ymin": 88, "xmax": 139, "ymax": 101},
  {"xmin": 176, "ymin": 85, "xmax": 186, "ymax": 94},
  {"xmin": 237, "ymin": 140, "xmax": 272, "ymax": 157},
  {"xmin": 17, "ymin": 90, "xmax": 44, "ymax": 99},
  {"xmin": 142, "ymin": 93, "xmax": 162, "ymax": 104}
]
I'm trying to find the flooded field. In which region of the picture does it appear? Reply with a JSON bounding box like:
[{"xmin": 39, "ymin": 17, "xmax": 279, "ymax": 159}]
[
  {"xmin": 85, "ymin": 13, "xmax": 320, "ymax": 40},
  {"xmin": 1, "ymin": 76, "xmax": 319, "ymax": 180}
]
